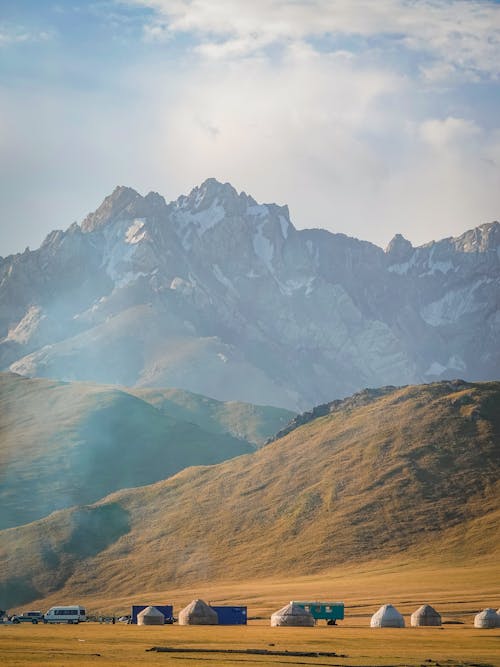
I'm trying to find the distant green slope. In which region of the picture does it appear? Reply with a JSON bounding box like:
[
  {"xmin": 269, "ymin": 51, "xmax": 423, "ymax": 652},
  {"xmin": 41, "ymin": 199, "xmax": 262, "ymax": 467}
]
[
  {"xmin": 0, "ymin": 373, "xmax": 256, "ymax": 530},
  {"xmin": 1, "ymin": 380, "xmax": 498, "ymax": 608},
  {"xmin": 128, "ymin": 386, "xmax": 294, "ymax": 446}
]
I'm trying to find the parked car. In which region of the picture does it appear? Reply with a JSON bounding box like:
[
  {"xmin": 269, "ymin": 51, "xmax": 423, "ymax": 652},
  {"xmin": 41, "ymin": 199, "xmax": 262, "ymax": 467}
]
[{"xmin": 10, "ymin": 611, "xmax": 44, "ymax": 624}]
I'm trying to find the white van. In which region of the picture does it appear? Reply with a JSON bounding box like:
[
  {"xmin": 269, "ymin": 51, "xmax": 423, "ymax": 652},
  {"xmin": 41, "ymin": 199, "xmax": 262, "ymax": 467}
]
[{"xmin": 44, "ymin": 606, "xmax": 86, "ymax": 624}]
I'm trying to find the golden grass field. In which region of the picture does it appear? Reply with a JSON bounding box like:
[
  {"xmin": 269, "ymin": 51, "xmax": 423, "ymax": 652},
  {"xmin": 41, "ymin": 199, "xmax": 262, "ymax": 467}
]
[
  {"xmin": 2, "ymin": 622, "xmax": 500, "ymax": 667},
  {"xmin": 4, "ymin": 554, "xmax": 499, "ymax": 667}
]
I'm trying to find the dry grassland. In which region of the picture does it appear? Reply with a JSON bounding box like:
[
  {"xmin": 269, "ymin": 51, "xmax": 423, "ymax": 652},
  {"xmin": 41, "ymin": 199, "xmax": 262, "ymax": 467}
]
[
  {"xmin": 2, "ymin": 621, "xmax": 499, "ymax": 667},
  {"xmin": 5, "ymin": 555, "xmax": 499, "ymax": 667}
]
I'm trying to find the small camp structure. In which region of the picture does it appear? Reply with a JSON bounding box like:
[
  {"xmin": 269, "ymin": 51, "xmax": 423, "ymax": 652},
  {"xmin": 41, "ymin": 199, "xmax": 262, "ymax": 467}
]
[
  {"xmin": 137, "ymin": 606, "xmax": 165, "ymax": 626},
  {"xmin": 410, "ymin": 604, "xmax": 441, "ymax": 627},
  {"xmin": 370, "ymin": 604, "xmax": 405, "ymax": 628},
  {"xmin": 211, "ymin": 606, "xmax": 247, "ymax": 625},
  {"xmin": 178, "ymin": 600, "xmax": 218, "ymax": 625},
  {"xmin": 271, "ymin": 602, "xmax": 315, "ymax": 627},
  {"xmin": 474, "ymin": 608, "xmax": 499, "ymax": 628},
  {"xmin": 132, "ymin": 605, "xmax": 173, "ymax": 624},
  {"xmin": 292, "ymin": 601, "xmax": 344, "ymax": 624}
]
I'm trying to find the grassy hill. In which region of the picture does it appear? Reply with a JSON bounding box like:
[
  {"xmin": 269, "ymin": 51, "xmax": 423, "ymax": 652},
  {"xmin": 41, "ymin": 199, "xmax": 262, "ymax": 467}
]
[
  {"xmin": 0, "ymin": 373, "xmax": 291, "ymax": 530},
  {"xmin": 0, "ymin": 380, "xmax": 499, "ymax": 608},
  {"xmin": 127, "ymin": 386, "xmax": 293, "ymax": 446}
]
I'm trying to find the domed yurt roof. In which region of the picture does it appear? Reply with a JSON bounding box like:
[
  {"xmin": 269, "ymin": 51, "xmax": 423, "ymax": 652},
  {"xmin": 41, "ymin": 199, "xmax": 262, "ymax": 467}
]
[
  {"xmin": 270, "ymin": 602, "xmax": 315, "ymax": 627},
  {"xmin": 474, "ymin": 608, "xmax": 499, "ymax": 629},
  {"xmin": 370, "ymin": 604, "xmax": 405, "ymax": 628},
  {"xmin": 178, "ymin": 599, "xmax": 218, "ymax": 625},
  {"xmin": 410, "ymin": 604, "xmax": 442, "ymax": 627},
  {"xmin": 137, "ymin": 605, "xmax": 165, "ymax": 626}
]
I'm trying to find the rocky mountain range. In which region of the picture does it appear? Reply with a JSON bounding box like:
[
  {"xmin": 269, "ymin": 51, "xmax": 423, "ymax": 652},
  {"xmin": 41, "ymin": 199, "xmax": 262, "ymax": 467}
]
[{"xmin": 1, "ymin": 179, "xmax": 499, "ymax": 410}]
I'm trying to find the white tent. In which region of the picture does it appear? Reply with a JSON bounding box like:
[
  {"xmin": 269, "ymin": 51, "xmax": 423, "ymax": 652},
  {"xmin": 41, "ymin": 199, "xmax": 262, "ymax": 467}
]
[
  {"xmin": 474, "ymin": 608, "xmax": 499, "ymax": 629},
  {"xmin": 137, "ymin": 606, "xmax": 165, "ymax": 626},
  {"xmin": 271, "ymin": 602, "xmax": 315, "ymax": 627},
  {"xmin": 410, "ymin": 604, "xmax": 442, "ymax": 627},
  {"xmin": 370, "ymin": 604, "xmax": 405, "ymax": 628},
  {"xmin": 178, "ymin": 599, "xmax": 218, "ymax": 625}
]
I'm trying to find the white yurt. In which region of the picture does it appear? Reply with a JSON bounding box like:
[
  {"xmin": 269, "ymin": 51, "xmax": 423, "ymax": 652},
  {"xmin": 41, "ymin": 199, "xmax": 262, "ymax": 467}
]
[
  {"xmin": 137, "ymin": 606, "xmax": 165, "ymax": 626},
  {"xmin": 410, "ymin": 604, "xmax": 442, "ymax": 627},
  {"xmin": 178, "ymin": 599, "xmax": 218, "ymax": 625},
  {"xmin": 270, "ymin": 602, "xmax": 315, "ymax": 627},
  {"xmin": 370, "ymin": 604, "xmax": 405, "ymax": 628},
  {"xmin": 474, "ymin": 608, "xmax": 499, "ymax": 629}
]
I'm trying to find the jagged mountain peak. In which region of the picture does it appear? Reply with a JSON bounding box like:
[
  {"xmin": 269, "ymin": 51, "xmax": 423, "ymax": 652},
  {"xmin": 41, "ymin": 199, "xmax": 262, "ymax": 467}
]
[
  {"xmin": 168, "ymin": 179, "xmax": 294, "ymax": 251},
  {"xmin": 199, "ymin": 176, "xmax": 238, "ymax": 197},
  {"xmin": 385, "ymin": 233, "xmax": 413, "ymax": 263},
  {"xmin": 144, "ymin": 190, "xmax": 167, "ymax": 206},
  {"xmin": 81, "ymin": 186, "xmax": 170, "ymax": 235},
  {"xmin": 81, "ymin": 186, "xmax": 142, "ymax": 233},
  {"xmin": 453, "ymin": 220, "xmax": 500, "ymax": 253},
  {"xmin": 173, "ymin": 177, "xmax": 249, "ymax": 214}
]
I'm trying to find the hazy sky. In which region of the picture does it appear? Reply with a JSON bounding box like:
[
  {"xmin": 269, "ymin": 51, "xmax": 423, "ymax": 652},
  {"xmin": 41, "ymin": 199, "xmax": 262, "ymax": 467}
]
[{"xmin": 1, "ymin": 0, "xmax": 500, "ymax": 256}]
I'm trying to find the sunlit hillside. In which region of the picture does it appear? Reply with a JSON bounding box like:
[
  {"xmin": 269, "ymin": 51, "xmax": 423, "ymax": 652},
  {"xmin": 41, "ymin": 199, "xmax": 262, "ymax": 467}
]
[{"xmin": 1, "ymin": 380, "xmax": 498, "ymax": 609}]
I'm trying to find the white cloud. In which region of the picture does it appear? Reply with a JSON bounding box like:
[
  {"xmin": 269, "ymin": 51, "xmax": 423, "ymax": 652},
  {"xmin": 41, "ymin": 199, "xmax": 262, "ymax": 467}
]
[
  {"xmin": 133, "ymin": 0, "xmax": 500, "ymax": 79},
  {"xmin": 0, "ymin": 24, "xmax": 53, "ymax": 46},
  {"xmin": 419, "ymin": 117, "xmax": 481, "ymax": 150},
  {"xmin": 142, "ymin": 20, "xmax": 172, "ymax": 42},
  {"xmin": 375, "ymin": 121, "xmax": 500, "ymax": 246}
]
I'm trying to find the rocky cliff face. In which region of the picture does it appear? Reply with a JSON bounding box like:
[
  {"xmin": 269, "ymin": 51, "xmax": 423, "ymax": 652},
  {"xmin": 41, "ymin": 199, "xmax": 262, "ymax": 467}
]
[{"xmin": 1, "ymin": 179, "xmax": 498, "ymax": 410}]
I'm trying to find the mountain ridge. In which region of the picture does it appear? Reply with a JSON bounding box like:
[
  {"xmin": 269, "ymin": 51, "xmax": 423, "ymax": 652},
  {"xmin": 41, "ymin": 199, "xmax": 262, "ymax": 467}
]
[
  {"xmin": 1, "ymin": 179, "xmax": 499, "ymax": 410},
  {"xmin": 0, "ymin": 372, "xmax": 292, "ymax": 530}
]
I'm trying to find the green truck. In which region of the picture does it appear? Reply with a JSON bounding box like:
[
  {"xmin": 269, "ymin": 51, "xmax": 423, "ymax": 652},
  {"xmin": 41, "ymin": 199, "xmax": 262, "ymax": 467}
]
[{"xmin": 293, "ymin": 601, "xmax": 345, "ymax": 625}]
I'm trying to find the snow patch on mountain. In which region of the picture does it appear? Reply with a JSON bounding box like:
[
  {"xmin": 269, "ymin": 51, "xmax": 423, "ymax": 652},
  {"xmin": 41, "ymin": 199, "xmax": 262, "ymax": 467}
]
[
  {"xmin": 425, "ymin": 361, "xmax": 447, "ymax": 376},
  {"xmin": 277, "ymin": 277, "xmax": 315, "ymax": 297},
  {"xmin": 448, "ymin": 355, "xmax": 466, "ymax": 371},
  {"xmin": 253, "ymin": 223, "xmax": 274, "ymax": 273},
  {"xmin": 115, "ymin": 271, "xmax": 150, "ymax": 288},
  {"xmin": 175, "ymin": 199, "xmax": 226, "ymax": 250},
  {"xmin": 247, "ymin": 204, "xmax": 269, "ymax": 218},
  {"xmin": 213, "ymin": 264, "xmax": 237, "ymax": 294},
  {"xmin": 125, "ymin": 219, "xmax": 146, "ymax": 244},
  {"xmin": 421, "ymin": 260, "xmax": 455, "ymax": 276},
  {"xmin": 424, "ymin": 355, "xmax": 466, "ymax": 376},
  {"xmin": 421, "ymin": 280, "xmax": 489, "ymax": 326},
  {"xmin": 170, "ymin": 277, "xmax": 194, "ymax": 295},
  {"xmin": 279, "ymin": 215, "xmax": 290, "ymax": 239},
  {"xmin": 387, "ymin": 254, "xmax": 417, "ymax": 274}
]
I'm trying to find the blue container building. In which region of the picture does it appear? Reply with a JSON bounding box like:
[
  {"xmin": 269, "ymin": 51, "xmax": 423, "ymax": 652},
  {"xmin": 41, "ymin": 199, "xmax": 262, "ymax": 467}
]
[{"xmin": 211, "ymin": 606, "xmax": 247, "ymax": 625}]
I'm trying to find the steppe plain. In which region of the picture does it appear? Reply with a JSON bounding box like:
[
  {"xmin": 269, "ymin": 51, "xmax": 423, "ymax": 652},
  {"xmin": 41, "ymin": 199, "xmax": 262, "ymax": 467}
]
[{"xmin": 2, "ymin": 555, "xmax": 499, "ymax": 667}]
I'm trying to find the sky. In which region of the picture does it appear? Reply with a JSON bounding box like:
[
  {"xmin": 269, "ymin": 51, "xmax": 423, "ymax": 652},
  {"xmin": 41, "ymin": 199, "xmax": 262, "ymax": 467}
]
[{"xmin": 1, "ymin": 0, "xmax": 500, "ymax": 256}]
